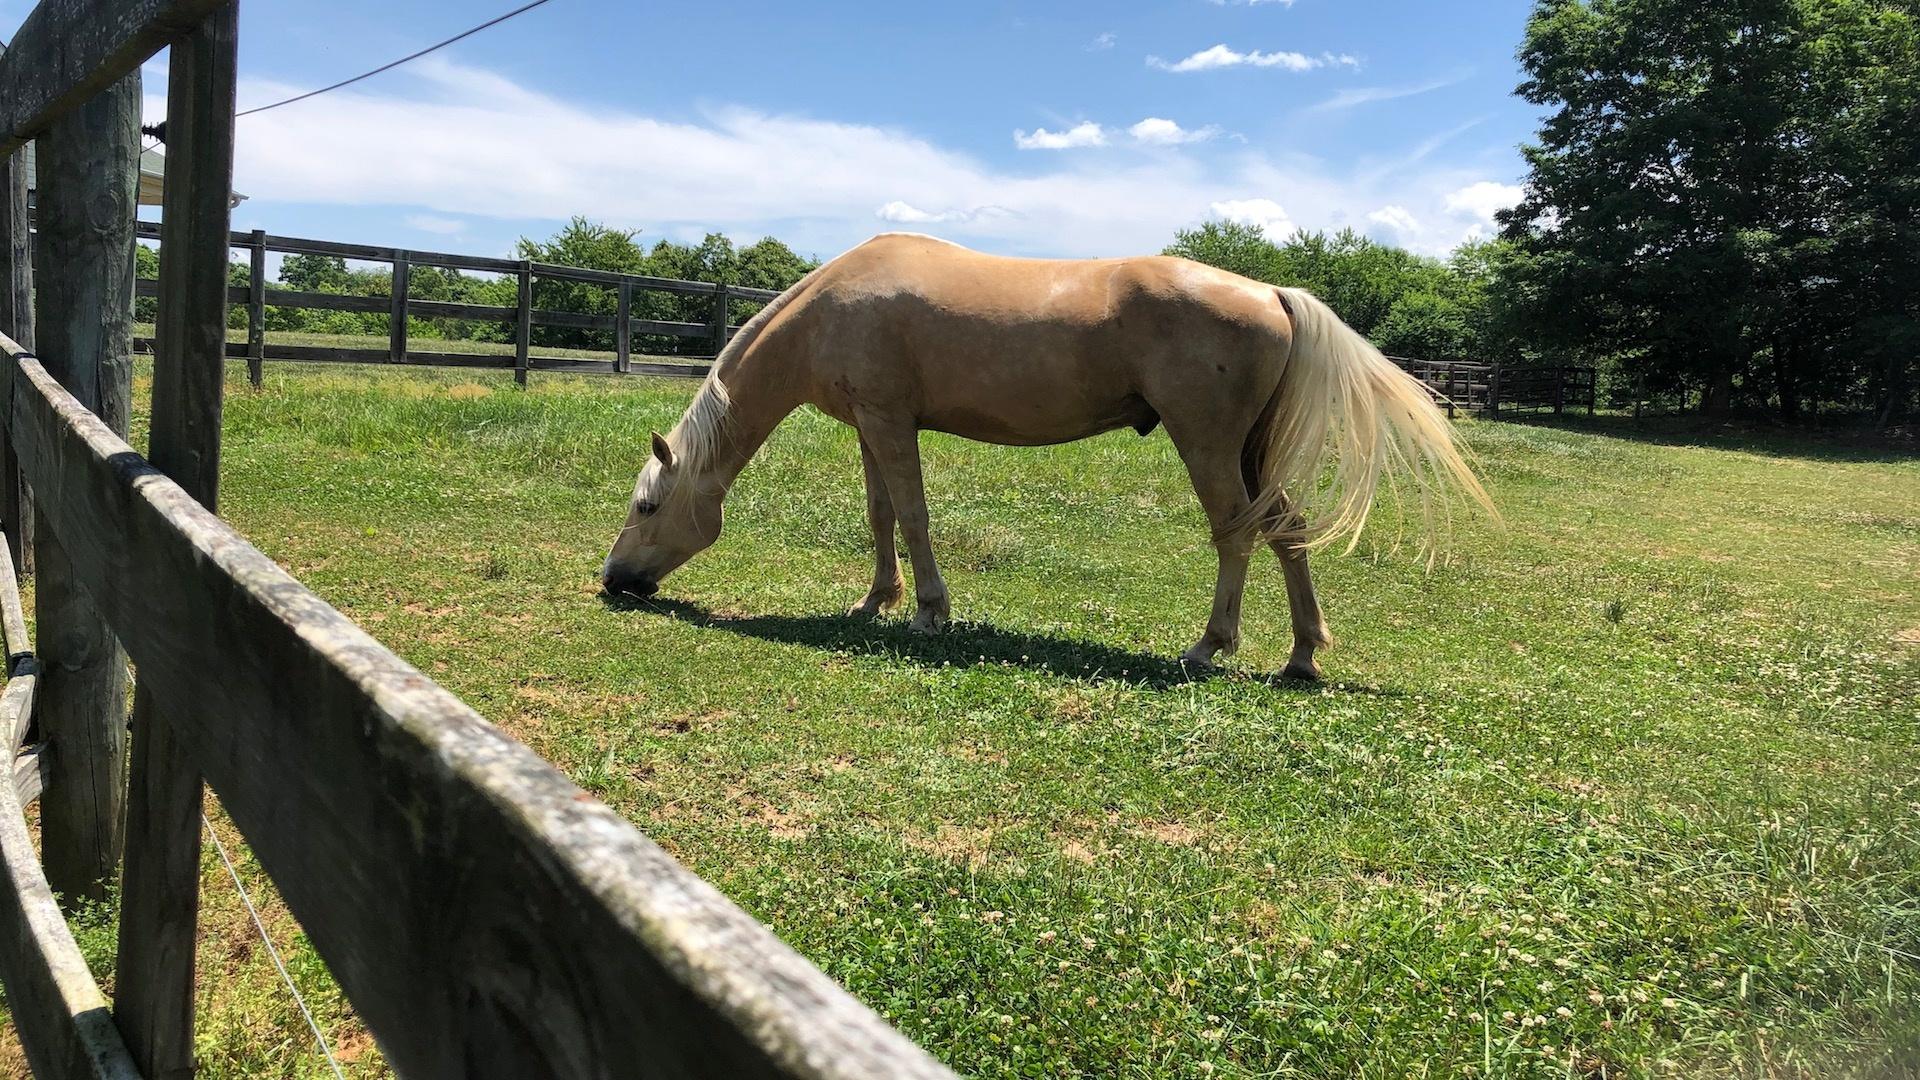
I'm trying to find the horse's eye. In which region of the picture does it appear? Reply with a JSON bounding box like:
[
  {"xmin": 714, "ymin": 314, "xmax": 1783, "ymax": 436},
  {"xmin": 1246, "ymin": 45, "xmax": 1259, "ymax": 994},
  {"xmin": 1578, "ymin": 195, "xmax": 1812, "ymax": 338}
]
[{"xmin": 634, "ymin": 500, "xmax": 658, "ymax": 516}]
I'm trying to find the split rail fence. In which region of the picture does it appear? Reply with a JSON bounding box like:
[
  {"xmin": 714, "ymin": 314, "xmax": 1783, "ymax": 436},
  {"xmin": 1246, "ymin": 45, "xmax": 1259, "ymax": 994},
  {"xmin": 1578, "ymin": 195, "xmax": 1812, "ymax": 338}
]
[
  {"xmin": 1387, "ymin": 356, "xmax": 1597, "ymax": 418},
  {"xmin": 129, "ymin": 221, "xmax": 782, "ymax": 385},
  {"xmin": 0, "ymin": 2, "xmax": 954, "ymax": 1078}
]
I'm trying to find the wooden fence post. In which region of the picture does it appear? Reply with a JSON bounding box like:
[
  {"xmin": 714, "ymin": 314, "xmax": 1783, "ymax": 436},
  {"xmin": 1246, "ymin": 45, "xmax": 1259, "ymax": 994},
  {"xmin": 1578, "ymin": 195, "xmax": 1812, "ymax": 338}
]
[
  {"xmin": 114, "ymin": 8, "xmax": 237, "ymax": 1073},
  {"xmin": 1554, "ymin": 364, "xmax": 1566, "ymax": 415},
  {"xmin": 246, "ymin": 227, "xmax": 264, "ymax": 386},
  {"xmin": 31, "ymin": 69, "xmax": 141, "ymax": 906},
  {"xmin": 709, "ymin": 284, "xmax": 730, "ymax": 357},
  {"xmin": 514, "ymin": 261, "xmax": 531, "ymax": 387},
  {"xmin": 0, "ymin": 136, "xmax": 34, "ymax": 578},
  {"xmin": 1487, "ymin": 361, "xmax": 1501, "ymax": 418},
  {"xmin": 616, "ymin": 280, "xmax": 631, "ymax": 374},
  {"xmin": 389, "ymin": 250, "xmax": 409, "ymax": 364}
]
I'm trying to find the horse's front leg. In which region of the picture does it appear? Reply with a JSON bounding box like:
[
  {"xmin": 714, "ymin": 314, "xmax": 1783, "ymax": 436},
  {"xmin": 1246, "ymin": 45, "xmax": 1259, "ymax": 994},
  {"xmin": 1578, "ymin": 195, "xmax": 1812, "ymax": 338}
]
[
  {"xmin": 848, "ymin": 434, "xmax": 906, "ymax": 617},
  {"xmin": 856, "ymin": 414, "xmax": 950, "ymax": 633}
]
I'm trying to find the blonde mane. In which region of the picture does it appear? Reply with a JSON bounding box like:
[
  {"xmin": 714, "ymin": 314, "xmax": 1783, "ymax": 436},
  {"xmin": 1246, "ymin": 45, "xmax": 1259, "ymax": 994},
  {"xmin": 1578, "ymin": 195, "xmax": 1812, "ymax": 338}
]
[
  {"xmin": 668, "ymin": 375, "xmax": 734, "ymax": 479},
  {"xmin": 658, "ymin": 263, "xmax": 831, "ymax": 501}
]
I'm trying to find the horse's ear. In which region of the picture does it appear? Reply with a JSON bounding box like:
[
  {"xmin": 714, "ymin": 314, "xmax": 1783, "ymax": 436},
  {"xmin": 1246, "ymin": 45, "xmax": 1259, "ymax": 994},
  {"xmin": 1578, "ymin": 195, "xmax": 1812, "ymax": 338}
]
[{"xmin": 650, "ymin": 431, "xmax": 676, "ymax": 470}]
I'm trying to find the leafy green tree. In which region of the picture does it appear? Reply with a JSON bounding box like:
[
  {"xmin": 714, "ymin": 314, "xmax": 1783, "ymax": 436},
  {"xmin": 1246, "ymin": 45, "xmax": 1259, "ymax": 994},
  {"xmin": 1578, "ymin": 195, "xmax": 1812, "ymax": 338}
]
[
  {"xmin": 1374, "ymin": 292, "xmax": 1476, "ymax": 359},
  {"xmin": 1503, "ymin": 0, "xmax": 1918, "ymax": 421},
  {"xmin": 278, "ymin": 253, "xmax": 353, "ymax": 293},
  {"xmin": 1163, "ymin": 220, "xmax": 1286, "ymax": 282},
  {"xmin": 1164, "ymin": 224, "xmax": 1487, "ymax": 353}
]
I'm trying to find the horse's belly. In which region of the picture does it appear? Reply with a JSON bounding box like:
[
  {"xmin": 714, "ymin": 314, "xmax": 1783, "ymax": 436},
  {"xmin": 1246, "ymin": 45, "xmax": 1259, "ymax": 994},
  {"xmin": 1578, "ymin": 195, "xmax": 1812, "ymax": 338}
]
[{"xmin": 920, "ymin": 392, "xmax": 1154, "ymax": 446}]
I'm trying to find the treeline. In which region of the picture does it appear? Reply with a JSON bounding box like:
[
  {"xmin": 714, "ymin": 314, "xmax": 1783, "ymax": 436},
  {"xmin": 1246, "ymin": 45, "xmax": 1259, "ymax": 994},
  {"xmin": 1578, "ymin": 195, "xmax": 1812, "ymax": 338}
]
[
  {"xmin": 136, "ymin": 218, "xmax": 819, "ymax": 357},
  {"xmin": 1163, "ymin": 223, "xmax": 1511, "ymax": 365}
]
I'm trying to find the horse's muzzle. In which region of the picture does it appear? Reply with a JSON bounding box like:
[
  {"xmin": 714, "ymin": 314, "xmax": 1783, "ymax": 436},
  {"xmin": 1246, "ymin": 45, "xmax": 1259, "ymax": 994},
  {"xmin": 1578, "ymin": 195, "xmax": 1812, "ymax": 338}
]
[{"xmin": 602, "ymin": 569, "xmax": 658, "ymax": 598}]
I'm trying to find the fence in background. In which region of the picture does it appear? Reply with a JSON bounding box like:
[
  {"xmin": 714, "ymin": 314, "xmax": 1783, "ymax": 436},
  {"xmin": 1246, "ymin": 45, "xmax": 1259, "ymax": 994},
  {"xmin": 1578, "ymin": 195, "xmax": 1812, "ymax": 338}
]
[
  {"xmin": 130, "ymin": 220, "xmax": 783, "ymax": 384},
  {"xmin": 0, "ymin": 3, "xmax": 953, "ymax": 1078},
  {"xmin": 1388, "ymin": 356, "xmax": 1597, "ymax": 418}
]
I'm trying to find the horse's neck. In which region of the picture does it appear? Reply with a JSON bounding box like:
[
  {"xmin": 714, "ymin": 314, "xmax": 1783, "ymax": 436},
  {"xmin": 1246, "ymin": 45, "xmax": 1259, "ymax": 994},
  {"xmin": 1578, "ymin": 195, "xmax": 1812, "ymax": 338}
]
[{"xmin": 691, "ymin": 339, "xmax": 802, "ymax": 492}]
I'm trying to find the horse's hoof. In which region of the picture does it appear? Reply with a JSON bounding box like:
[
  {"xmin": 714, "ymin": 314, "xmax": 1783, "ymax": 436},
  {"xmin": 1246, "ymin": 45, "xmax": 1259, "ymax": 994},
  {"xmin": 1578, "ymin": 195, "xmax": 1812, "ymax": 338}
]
[
  {"xmin": 908, "ymin": 609, "xmax": 949, "ymax": 634},
  {"xmin": 1281, "ymin": 660, "xmax": 1322, "ymax": 681},
  {"xmin": 1180, "ymin": 646, "xmax": 1219, "ymax": 667},
  {"xmin": 847, "ymin": 601, "xmax": 885, "ymax": 619}
]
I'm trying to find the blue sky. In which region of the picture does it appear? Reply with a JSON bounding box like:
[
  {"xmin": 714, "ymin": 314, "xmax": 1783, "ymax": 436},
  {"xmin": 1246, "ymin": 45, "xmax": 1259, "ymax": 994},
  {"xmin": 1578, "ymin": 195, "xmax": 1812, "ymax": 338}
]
[{"xmin": 10, "ymin": 0, "xmax": 1544, "ymax": 262}]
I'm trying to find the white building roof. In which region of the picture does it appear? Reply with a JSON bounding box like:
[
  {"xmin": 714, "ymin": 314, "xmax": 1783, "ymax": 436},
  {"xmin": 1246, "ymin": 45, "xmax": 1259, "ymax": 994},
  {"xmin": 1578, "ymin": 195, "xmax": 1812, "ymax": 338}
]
[{"xmin": 22, "ymin": 141, "xmax": 246, "ymax": 207}]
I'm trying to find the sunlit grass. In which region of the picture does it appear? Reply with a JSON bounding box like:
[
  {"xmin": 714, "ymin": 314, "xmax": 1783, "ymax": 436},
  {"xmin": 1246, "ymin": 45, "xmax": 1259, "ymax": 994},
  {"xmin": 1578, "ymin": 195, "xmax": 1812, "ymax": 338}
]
[{"xmin": 4, "ymin": 361, "xmax": 1916, "ymax": 1078}]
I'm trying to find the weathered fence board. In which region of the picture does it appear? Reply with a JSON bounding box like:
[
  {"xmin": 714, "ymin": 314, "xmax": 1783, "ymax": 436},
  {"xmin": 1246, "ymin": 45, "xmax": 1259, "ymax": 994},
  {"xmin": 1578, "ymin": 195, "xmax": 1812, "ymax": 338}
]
[
  {"xmin": 2, "ymin": 341, "xmax": 954, "ymax": 1078},
  {"xmin": 115, "ymin": 8, "xmax": 237, "ymax": 1072},
  {"xmin": 31, "ymin": 68, "xmax": 139, "ymax": 906},
  {"xmin": 0, "ymin": 109, "xmax": 32, "ymax": 575},
  {"xmin": 0, "ymin": 518, "xmax": 138, "ymax": 1080},
  {"xmin": 0, "ymin": 526, "xmax": 29, "ymax": 671},
  {"xmin": 0, "ymin": 0, "xmax": 227, "ymax": 156},
  {"xmin": 1, "ymin": 666, "xmax": 35, "ymax": 750},
  {"xmin": 0, "ymin": 763, "xmax": 142, "ymax": 1080},
  {"xmin": 13, "ymin": 743, "xmax": 45, "ymax": 805}
]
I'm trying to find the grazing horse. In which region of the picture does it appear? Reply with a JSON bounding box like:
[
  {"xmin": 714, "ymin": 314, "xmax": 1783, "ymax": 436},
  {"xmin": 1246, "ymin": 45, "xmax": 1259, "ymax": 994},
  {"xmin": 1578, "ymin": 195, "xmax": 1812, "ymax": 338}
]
[{"xmin": 602, "ymin": 233, "xmax": 1490, "ymax": 679}]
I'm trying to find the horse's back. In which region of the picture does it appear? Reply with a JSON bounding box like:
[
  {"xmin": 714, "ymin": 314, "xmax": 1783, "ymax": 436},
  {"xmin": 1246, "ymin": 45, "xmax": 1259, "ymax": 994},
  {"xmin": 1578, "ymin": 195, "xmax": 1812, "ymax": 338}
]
[{"xmin": 785, "ymin": 234, "xmax": 1291, "ymax": 445}]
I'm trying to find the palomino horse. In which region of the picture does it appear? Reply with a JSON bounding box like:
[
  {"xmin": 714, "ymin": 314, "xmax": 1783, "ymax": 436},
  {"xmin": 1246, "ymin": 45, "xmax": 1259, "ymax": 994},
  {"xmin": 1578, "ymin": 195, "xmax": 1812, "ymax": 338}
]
[{"xmin": 602, "ymin": 233, "xmax": 1490, "ymax": 679}]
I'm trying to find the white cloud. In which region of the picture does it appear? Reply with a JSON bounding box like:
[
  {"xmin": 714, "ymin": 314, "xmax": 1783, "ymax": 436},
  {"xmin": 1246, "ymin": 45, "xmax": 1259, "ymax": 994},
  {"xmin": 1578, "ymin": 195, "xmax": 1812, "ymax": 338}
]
[
  {"xmin": 1148, "ymin": 45, "xmax": 1359, "ymax": 74},
  {"xmin": 1087, "ymin": 31, "xmax": 1116, "ymax": 51},
  {"xmin": 215, "ymin": 56, "xmax": 1512, "ymax": 258},
  {"xmin": 405, "ymin": 213, "xmax": 467, "ymax": 234},
  {"xmin": 876, "ymin": 202, "xmax": 1013, "ymax": 226},
  {"xmin": 1128, "ymin": 118, "xmax": 1220, "ymax": 145},
  {"xmin": 876, "ymin": 201, "xmax": 944, "ymax": 224},
  {"xmin": 1013, "ymin": 121, "xmax": 1108, "ymax": 150},
  {"xmin": 1366, "ymin": 205, "xmax": 1420, "ymax": 235},
  {"xmin": 1444, "ymin": 180, "xmax": 1523, "ymax": 221},
  {"xmin": 1209, "ymin": 198, "xmax": 1297, "ymax": 238}
]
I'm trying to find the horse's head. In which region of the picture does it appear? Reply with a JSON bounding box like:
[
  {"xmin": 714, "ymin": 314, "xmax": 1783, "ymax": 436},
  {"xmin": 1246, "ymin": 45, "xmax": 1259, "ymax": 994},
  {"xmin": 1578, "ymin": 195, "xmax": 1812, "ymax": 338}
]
[{"xmin": 601, "ymin": 431, "xmax": 724, "ymax": 598}]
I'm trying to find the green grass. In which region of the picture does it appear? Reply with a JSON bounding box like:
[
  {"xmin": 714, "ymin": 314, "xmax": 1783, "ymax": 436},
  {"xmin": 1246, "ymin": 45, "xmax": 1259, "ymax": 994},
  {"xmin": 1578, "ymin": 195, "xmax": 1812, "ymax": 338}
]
[{"xmin": 7, "ymin": 362, "xmax": 1919, "ymax": 1078}]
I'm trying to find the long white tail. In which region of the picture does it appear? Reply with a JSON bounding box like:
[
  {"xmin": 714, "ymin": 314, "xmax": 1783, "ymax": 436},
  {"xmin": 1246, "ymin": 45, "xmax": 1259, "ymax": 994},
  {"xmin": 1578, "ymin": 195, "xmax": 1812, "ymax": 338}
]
[{"xmin": 1232, "ymin": 286, "xmax": 1494, "ymax": 553}]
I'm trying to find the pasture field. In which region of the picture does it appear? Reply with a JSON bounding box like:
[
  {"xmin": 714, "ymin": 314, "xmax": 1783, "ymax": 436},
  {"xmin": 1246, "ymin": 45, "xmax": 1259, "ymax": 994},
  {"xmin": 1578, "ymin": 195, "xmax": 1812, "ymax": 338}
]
[{"xmin": 3, "ymin": 362, "xmax": 1917, "ymax": 1078}]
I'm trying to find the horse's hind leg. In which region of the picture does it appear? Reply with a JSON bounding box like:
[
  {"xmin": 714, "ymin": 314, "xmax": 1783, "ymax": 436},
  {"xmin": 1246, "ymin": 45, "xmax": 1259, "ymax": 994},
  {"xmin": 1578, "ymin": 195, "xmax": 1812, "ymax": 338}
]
[
  {"xmin": 848, "ymin": 435, "xmax": 906, "ymax": 617},
  {"xmin": 1270, "ymin": 541, "xmax": 1330, "ymax": 680},
  {"xmin": 1174, "ymin": 447, "xmax": 1257, "ymax": 665},
  {"xmin": 854, "ymin": 413, "xmax": 950, "ymax": 633}
]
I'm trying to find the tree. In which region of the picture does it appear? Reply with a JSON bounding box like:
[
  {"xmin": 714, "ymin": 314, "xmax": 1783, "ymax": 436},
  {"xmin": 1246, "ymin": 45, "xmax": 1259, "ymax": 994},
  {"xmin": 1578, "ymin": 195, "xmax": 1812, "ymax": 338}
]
[
  {"xmin": 1502, "ymin": 0, "xmax": 1919, "ymax": 421},
  {"xmin": 278, "ymin": 253, "xmax": 352, "ymax": 293},
  {"xmin": 1164, "ymin": 220, "xmax": 1286, "ymax": 282},
  {"xmin": 1164, "ymin": 223, "xmax": 1487, "ymax": 354}
]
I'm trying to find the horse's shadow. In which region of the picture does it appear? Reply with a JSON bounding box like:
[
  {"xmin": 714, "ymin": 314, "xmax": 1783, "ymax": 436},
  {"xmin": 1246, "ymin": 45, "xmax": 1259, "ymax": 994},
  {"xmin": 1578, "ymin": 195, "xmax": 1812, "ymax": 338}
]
[{"xmin": 605, "ymin": 594, "xmax": 1397, "ymax": 695}]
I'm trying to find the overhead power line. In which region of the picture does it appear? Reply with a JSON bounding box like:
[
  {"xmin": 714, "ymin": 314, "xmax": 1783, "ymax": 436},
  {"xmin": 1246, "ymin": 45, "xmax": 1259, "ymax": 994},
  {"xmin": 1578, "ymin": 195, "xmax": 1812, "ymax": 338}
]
[{"xmin": 236, "ymin": 0, "xmax": 557, "ymax": 118}]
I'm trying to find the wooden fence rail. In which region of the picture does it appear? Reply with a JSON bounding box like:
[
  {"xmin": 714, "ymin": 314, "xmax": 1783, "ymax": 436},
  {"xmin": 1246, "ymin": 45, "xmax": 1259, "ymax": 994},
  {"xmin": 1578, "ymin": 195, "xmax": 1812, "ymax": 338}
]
[
  {"xmin": 128, "ymin": 221, "xmax": 779, "ymax": 385},
  {"xmin": 0, "ymin": 0, "xmax": 958, "ymax": 1076},
  {"xmin": 1386, "ymin": 355, "xmax": 1597, "ymax": 418}
]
